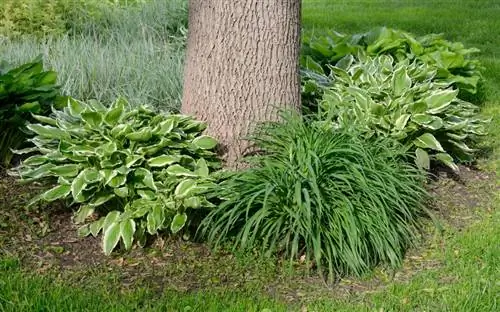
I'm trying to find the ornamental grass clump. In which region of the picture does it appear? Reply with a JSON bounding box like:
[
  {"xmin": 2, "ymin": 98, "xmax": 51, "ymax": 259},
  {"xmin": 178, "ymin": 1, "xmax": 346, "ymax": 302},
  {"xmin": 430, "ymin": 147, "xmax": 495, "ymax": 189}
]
[
  {"xmin": 200, "ymin": 112, "xmax": 428, "ymax": 279},
  {"xmin": 11, "ymin": 97, "xmax": 220, "ymax": 254}
]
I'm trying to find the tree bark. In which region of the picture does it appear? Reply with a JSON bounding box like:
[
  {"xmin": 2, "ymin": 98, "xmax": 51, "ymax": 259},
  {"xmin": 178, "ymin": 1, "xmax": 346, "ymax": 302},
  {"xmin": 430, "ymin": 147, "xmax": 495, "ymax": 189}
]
[{"xmin": 181, "ymin": 0, "xmax": 301, "ymax": 166}]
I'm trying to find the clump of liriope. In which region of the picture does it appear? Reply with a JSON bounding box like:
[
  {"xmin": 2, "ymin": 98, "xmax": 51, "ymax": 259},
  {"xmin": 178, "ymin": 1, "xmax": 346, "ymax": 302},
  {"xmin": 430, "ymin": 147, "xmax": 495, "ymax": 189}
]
[
  {"xmin": 316, "ymin": 54, "xmax": 489, "ymax": 171},
  {"xmin": 200, "ymin": 112, "xmax": 428, "ymax": 279},
  {"xmin": 11, "ymin": 97, "xmax": 220, "ymax": 254}
]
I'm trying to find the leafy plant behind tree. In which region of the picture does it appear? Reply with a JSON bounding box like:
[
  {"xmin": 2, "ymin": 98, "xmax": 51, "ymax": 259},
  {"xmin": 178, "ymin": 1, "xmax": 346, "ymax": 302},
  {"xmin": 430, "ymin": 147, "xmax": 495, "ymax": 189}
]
[
  {"xmin": 316, "ymin": 54, "xmax": 488, "ymax": 171},
  {"xmin": 300, "ymin": 27, "xmax": 484, "ymax": 108},
  {"xmin": 200, "ymin": 112, "xmax": 428, "ymax": 279},
  {"xmin": 0, "ymin": 56, "xmax": 60, "ymax": 166},
  {"xmin": 10, "ymin": 97, "xmax": 221, "ymax": 255}
]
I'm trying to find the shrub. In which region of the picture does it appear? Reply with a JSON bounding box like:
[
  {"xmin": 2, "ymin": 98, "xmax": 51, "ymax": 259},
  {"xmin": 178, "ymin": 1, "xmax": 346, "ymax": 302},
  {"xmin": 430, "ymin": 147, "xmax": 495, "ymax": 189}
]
[
  {"xmin": 0, "ymin": 57, "xmax": 60, "ymax": 166},
  {"xmin": 301, "ymin": 27, "xmax": 484, "ymax": 107},
  {"xmin": 10, "ymin": 97, "xmax": 221, "ymax": 255},
  {"xmin": 200, "ymin": 112, "xmax": 428, "ymax": 279},
  {"xmin": 316, "ymin": 54, "xmax": 489, "ymax": 171}
]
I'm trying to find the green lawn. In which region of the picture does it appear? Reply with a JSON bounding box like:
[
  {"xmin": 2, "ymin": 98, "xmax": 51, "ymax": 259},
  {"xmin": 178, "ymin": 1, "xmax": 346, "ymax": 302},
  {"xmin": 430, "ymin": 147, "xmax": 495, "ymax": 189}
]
[{"xmin": 1, "ymin": 1, "xmax": 499, "ymax": 311}]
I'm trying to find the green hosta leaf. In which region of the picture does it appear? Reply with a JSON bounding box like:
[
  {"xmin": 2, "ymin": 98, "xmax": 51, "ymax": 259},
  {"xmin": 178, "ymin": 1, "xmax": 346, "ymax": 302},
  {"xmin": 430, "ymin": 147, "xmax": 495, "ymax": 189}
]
[
  {"xmin": 192, "ymin": 135, "xmax": 218, "ymax": 150},
  {"xmin": 90, "ymin": 218, "xmax": 105, "ymax": 237},
  {"xmin": 154, "ymin": 119, "xmax": 176, "ymax": 136},
  {"xmin": 22, "ymin": 155, "xmax": 48, "ymax": 166},
  {"xmin": 73, "ymin": 205, "xmax": 94, "ymax": 224},
  {"xmin": 50, "ymin": 164, "xmax": 81, "ymax": 178},
  {"xmin": 125, "ymin": 155, "xmax": 144, "ymax": 168},
  {"xmin": 415, "ymin": 148, "xmax": 430, "ymax": 170},
  {"xmin": 77, "ymin": 224, "xmax": 91, "ymax": 237},
  {"xmin": 413, "ymin": 133, "xmax": 444, "ymax": 152},
  {"xmin": 71, "ymin": 170, "xmax": 88, "ymax": 203},
  {"xmin": 114, "ymin": 186, "xmax": 129, "ymax": 198},
  {"xmin": 81, "ymin": 110, "xmax": 103, "ymax": 128},
  {"xmin": 170, "ymin": 213, "xmax": 187, "ymax": 234},
  {"xmin": 18, "ymin": 102, "xmax": 41, "ymax": 113},
  {"xmin": 110, "ymin": 124, "xmax": 132, "ymax": 138},
  {"xmin": 102, "ymin": 211, "xmax": 121, "ymax": 233},
  {"xmin": 394, "ymin": 114, "xmax": 411, "ymax": 131},
  {"xmin": 84, "ymin": 169, "xmax": 101, "ymax": 184},
  {"xmin": 424, "ymin": 89, "xmax": 458, "ymax": 114},
  {"xmin": 195, "ymin": 158, "xmax": 209, "ymax": 177},
  {"xmin": 100, "ymin": 169, "xmax": 118, "ymax": 185},
  {"xmin": 103, "ymin": 222, "xmax": 121, "ymax": 255},
  {"xmin": 126, "ymin": 128, "xmax": 152, "ymax": 142},
  {"xmin": 11, "ymin": 147, "xmax": 39, "ymax": 155},
  {"xmin": 68, "ymin": 98, "xmax": 85, "ymax": 116},
  {"xmin": 41, "ymin": 184, "xmax": 71, "ymax": 202},
  {"xmin": 409, "ymin": 101, "xmax": 427, "ymax": 114},
  {"xmin": 392, "ymin": 66, "xmax": 412, "ymax": 96},
  {"xmin": 108, "ymin": 174, "xmax": 127, "ymax": 188},
  {"xmin": 449, "ymin": 140, "xmax": 475, "ymax": 153},
  {"xmin": 19, "ymin": 163, "xmax": 55, "ymax": 180},
  {"xmin": 27, "ymin": 124, "xmax": 69, "ymax": 140},
  {"xmin": 146, "ymin": 210, "xmax": 159, "ymax": 235},
  {"xmin": 166, "ymin": 164, "xmax": 198, "ymax": 177},
  {"xmin": 137, "ymin": 189, "xmax": 156, "ymax": 200},
  {"xmin": 435, "ymin": 153, "xmax": 459, "ymax": 171},
  {"xmin": 89, "ymin": 193, "xmax": 115, "ymax": 207},
  {"xmin": 174, "ymin": 179, "xmax": 197, "ymax": 198},
  {"xmin": 104, "ymin": 104, "xmax": 124, "ymax": 126},
  {"xmin": 411, "ymin": 114, "xmax": 444, "ymax": 130},
  {"xmin": 95, "ymin": 142, "xmax": 118, "ymax": 157},
  {"xmin": 120, "ymin": 219, "xmax": 136, "ymax": 250},
  {"xmin": 32, "ymin": 114, "xmax": 57, "ymax": 126},
  {"xmin": 184, "ymin": 196, "xmax": 201, "ymax": 209},
  {"xmin": 134, "ymin": 168, "xmax": 157, "ymax": 191},
  {"xmin": 148, "ymin": 155, "xmax": 180, "ymax": 167}
]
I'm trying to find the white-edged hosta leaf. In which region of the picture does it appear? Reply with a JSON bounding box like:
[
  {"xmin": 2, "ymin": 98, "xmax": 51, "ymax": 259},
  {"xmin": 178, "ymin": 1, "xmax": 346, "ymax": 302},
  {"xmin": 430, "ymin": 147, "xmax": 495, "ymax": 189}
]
[
  {"xmin": 392, "ymin": 66, "xmax": 412, "ymax": 96},
  {"xmin": 183, "ymin": 196, "xmax": 201, "ymax": 209},
  {"xmin": 125, "ymin": 155, "xmax": 144, "ymax": 168},
  {"xmin": 11, "ymin": 146, "xmax": 39, "ymax": 155},
  {"xmin": 120, "ymin": 219, "xmax": 136, "ymax": 250},
  {"xmin": 108, "ymin": 174, "xmax": 127, "ymax": 188},
  {"xmin": 104, "ymin": 104, "xmax": 124, "ymax": 126},
  {"xmin": 154, "ymin": 119, "xmax": 175, "ymax": 136},
  {"xmin": 174, "ymin": 179, "xmax": 197, "ymax": 198},
  {"xmin": 137, "ymin": 189, "xmax": 156, "ymax": 200},
  {"xmin": 103, "ymin": 222, "xmax": 121, "ymax": 255},
  {"xmin": 21, "ymin": 155, "xmax": 48, "ymax": 166},
  {"xmin": 413, "ymin": 133, "xmax": 444, "ymax": 152},
  {"xmin": 195, "ymin": 158, "xmax": 209, "ymax": 177},
  {"xmin": 449, "ymin": 140, "xmax": 475, "ymax": 153},
  {"xmin": 77, "ymin": 224, "xmax": 91, "ymax": 237},
  {"xmin": 81, "ymin": 110, "xmax": 103, "ymax": 128},
  {"xmin": 126, "ymin": 128, "xmax": 152, "ymax": 142},
  {"xmin": 49, "ymin": 164, "xmax": 81, "ymax": 178},
  {"xmin": 41, "ymin": 184, "xmax": 71, "ymax": 202},
  {"xmin": 192, "ymin": 135, "xmax": 217, "ymax": 150},
  {"xmin": 83, "ymin": 168, "xmax": 101, "ymax": 184},
  {"xmin": 165, "ymin": 164, "xmax": 198, "ymax": 177},
  {"xmin": 100, "ymin": 169, "xmax": 118, "ymax": 185},
  {"xmin": 415, "ymin": 148, "xmax": 430, "ymax": 170},
  {"xmin": 68, "ymin": 98, "xmax": 85, "ymax": 116},
  {"xmin": 71, "ymin": 170, "xmax": 88, "ymax": 203},
  {"xmin": 32, "ymin": 114, "xmax": 57, "ymax": 126},
  {"xmin": 102, "ymin": 211, "xmax": 121, "ymax": 232},
  {"xmin": 146, "ymin": 211, "xmax": 158, "ymax": 235},
  {"xmin": 27, "ymin": 124, "xmax": 69, "ymax": 140},
  {"xmin": 435, "ymin": 153, "xmax": 459, "ymax": 171},
  {"xmin": 147, "ymin": 155, "xmax": 180, "ymax": 167},
  {"xmin": 425, "ymin": 89, "xmax": 458, "ymax": 114},
  {"xmin": 134, "ymin": 168, "xmax": 157, "ymax": 191},
  {"xmin": 73, "ymin": 205, "xmax": 94, "ymax": 224},
  {"xmin": 170, "ymin": 213, "xmax": 187, "ymax": 234},
  {"xmin": 114, "ymin": 186, "xmax": 129, "ymax": 198},
  {"xmin": 394, "ymin": 114, "xmax": 411, "ymax": 131},
  {"xmin": 90, "ymin": 218, "xmax": 105, "ymax": 237},
  {"xmin": 411, "ymin": 114, "xmax": 444, "ymax": 130},
  {"xmin": 89, "ymin": 193, "xmax": 115, "ymax": 207}
]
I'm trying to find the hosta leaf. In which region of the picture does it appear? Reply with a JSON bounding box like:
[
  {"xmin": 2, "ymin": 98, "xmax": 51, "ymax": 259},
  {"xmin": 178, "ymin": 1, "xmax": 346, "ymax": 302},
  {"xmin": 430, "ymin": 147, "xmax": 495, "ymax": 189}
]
[
  {"xmin": 154, "ymin": 119, "xmax": 176, "ymax": 136},
  {"xmin": 392, "ymin": 66, "xmax": 412, "ymax": 96},
  {"xmin": 125, "ymin": 155, "xmax": 144, "ymax": 168},
  {"xmin": 50, "ymin": 164, "xmax": 81, "ymax": 178},
  {"xmin": 137, "ymin": 189, "xmax": 156, "ymax": 200},
  {"xmin": 89, "ymin": 193, "xmax": 115, "ymax": 207},
  {"xmin": 104, "ymin": 104, "xmax": 124, "ymax": 127},
  {"xmin": 425, "ymin": 89, "xmax": 458, "ymax": 114},
  {"xmin": 166, "ymin": 164, "xmax": 198, "ymax": 177},
  {"xmin": 73, "ymin": 205, "xmax": 94, "ymax": 224},
  {"xmin": 126, "ymin": 128, "xmax": 152, "ymax": 142},
  {"xmin": 170, "ymin": 213, "xmax": 187, "ymax": 234},
  {"xmin": 114, "ymin": 186, "xmax": 129, "ymax": 198},
  {"xmin": 148, "ymin": 155, "xmax": 180, "ymax": 167},
  {"xmin": 184, "ymin": 196, "xmax": 201, "ymax": 209},
  {"xmin": 11, "ymin": 147, "xmax": 39, "ymax": 155},
  {"xmin": 95, "ymin": 142, "xmax": 118, "ymax": 157},
  {"xmin": 71, "ymin": 170, "xmax": 88, "ymax": 203},
  {"xmin": 120, "ymin": 219, "xmax": 136, "ymax": 250},
  {"xmin": 77, "ymin": 224, "xmax": 91, "ymax": 237},
  {"xmin": 41, "ymin": 184, "xmax": 71, "ymax": 202},
  {"xmin": 22, "ymin": 155, "xmax": 48, "ymax": 166},
  {"xmin": 411, "ymin": 114, "xmax": 444, "ymax": 130},
  {"xmin": 415, "ymin": 148, "xmax": 430, "ymax": 170},
  {"xmin": 83, "ymin": 169, "xmax": 101, "ymax": 184},
  {"xmin": 174, "ymin": 179, "xmax": 197, "ymax": 198},
  {"xmin": 68, "ymin": 98, "xmax": 85, "ymax": 116},
  {"xmin": 90, "ymin": 218, "xmax": 105, "ymax": 237},
  {"xmin": 192, "ymin": 135, "xmax": 218, "ymax": 150},
  {"xmin": 27, "ymin": 124, "xmax": 69, "ymax": 140},
  {"xmin": 108, "ymin": 174, "xmax": 127, "ymax": 188},
  {"xmin": 110, "ymin": 124, "xmax": 132, "ymax": 138},
  {"xmin": 32, "ymin": 114, "xmax": 57, "ymax": 126},
  {"xmin": 19, "ymin": 163, "xmax": 55, "ymax": 180},
  {"xmin": 435, "ymin": 153, "xmax": 459, "ymax": 171},
  {"xmin": 81, "ymin": 110, "xmax": 103, "ymax": 128},
  {"xmin": 134, "ymin": 168, "xmax": 157, "ymax": 191},
  {"xmin": 449, "ymin": 140, "xmax": 475, "ymax": 153},
  {"xmin": 413, "ymin": 133, "xmax": 444, "ymax": 152},
  {"xmin": 195, "ymin": 158, "xmax": 209, "ymax": 177},
  {"xmin": 394, "ymin": 114, "xmax": 411, "ymax": 131},
  {"xmin": 102, "ymin": 211, "xmax": 121, "ymax": 232},
  {"xmin": 146, "ymin": 211, "xmax": 158, "ymax": 235},
  {"xmin": 100, "ymin": 169, "xmax": 118, "ymax": 185},
  {"xmin": 409, "ymin": 101, "xmax": 427, "ymax": 114},
  {"xmin": 103, "ymin": 222, "xmax": 121, "ymax": 255}
]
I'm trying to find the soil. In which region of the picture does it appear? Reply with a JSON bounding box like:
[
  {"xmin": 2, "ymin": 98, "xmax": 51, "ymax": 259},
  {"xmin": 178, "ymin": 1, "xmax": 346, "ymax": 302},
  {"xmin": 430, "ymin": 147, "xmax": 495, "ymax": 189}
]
[{"xmin": 0, "ymin": 165, "xmax": 497, "ymax": 303}]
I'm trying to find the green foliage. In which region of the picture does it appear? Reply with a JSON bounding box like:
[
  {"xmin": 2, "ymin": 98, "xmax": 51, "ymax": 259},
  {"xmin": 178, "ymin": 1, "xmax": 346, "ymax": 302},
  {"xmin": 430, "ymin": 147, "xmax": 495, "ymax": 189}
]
[
  {"xmin": 301, "ymin": 27, "xmax": 484, "ymax": 107},
  {"xmin": 0, "ymin": 57, "xmax": 60, "ymax": 166},
  {"xmin": 11, "ymin": 97, "xmax": 220, "ymax": 255},
  {"xmin": 200, "ymin": 112, "xmax": 428, "ymax": 279},
  {"xmin": 316, "ymin": 54, "xmax": 488, "ymax": 171}
]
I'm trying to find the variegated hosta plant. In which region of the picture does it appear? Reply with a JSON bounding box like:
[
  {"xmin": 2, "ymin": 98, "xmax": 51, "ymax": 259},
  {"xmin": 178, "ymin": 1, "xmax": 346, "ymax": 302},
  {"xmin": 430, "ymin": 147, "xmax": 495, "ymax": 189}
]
[
  {"xmin": 10, "ymin": 97, "xmax": 221, "ymax": 255},
  {"xmin": 317, "ymin": 54, "xmax": 489, "ymax": 171}
]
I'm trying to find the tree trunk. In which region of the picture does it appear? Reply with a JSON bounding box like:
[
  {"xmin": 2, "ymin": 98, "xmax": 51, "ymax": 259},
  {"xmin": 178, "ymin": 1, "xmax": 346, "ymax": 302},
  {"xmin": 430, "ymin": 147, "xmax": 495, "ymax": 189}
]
[{"xmin": 181, "ymin": 0, "xmax": 301, "ymax": 166}]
